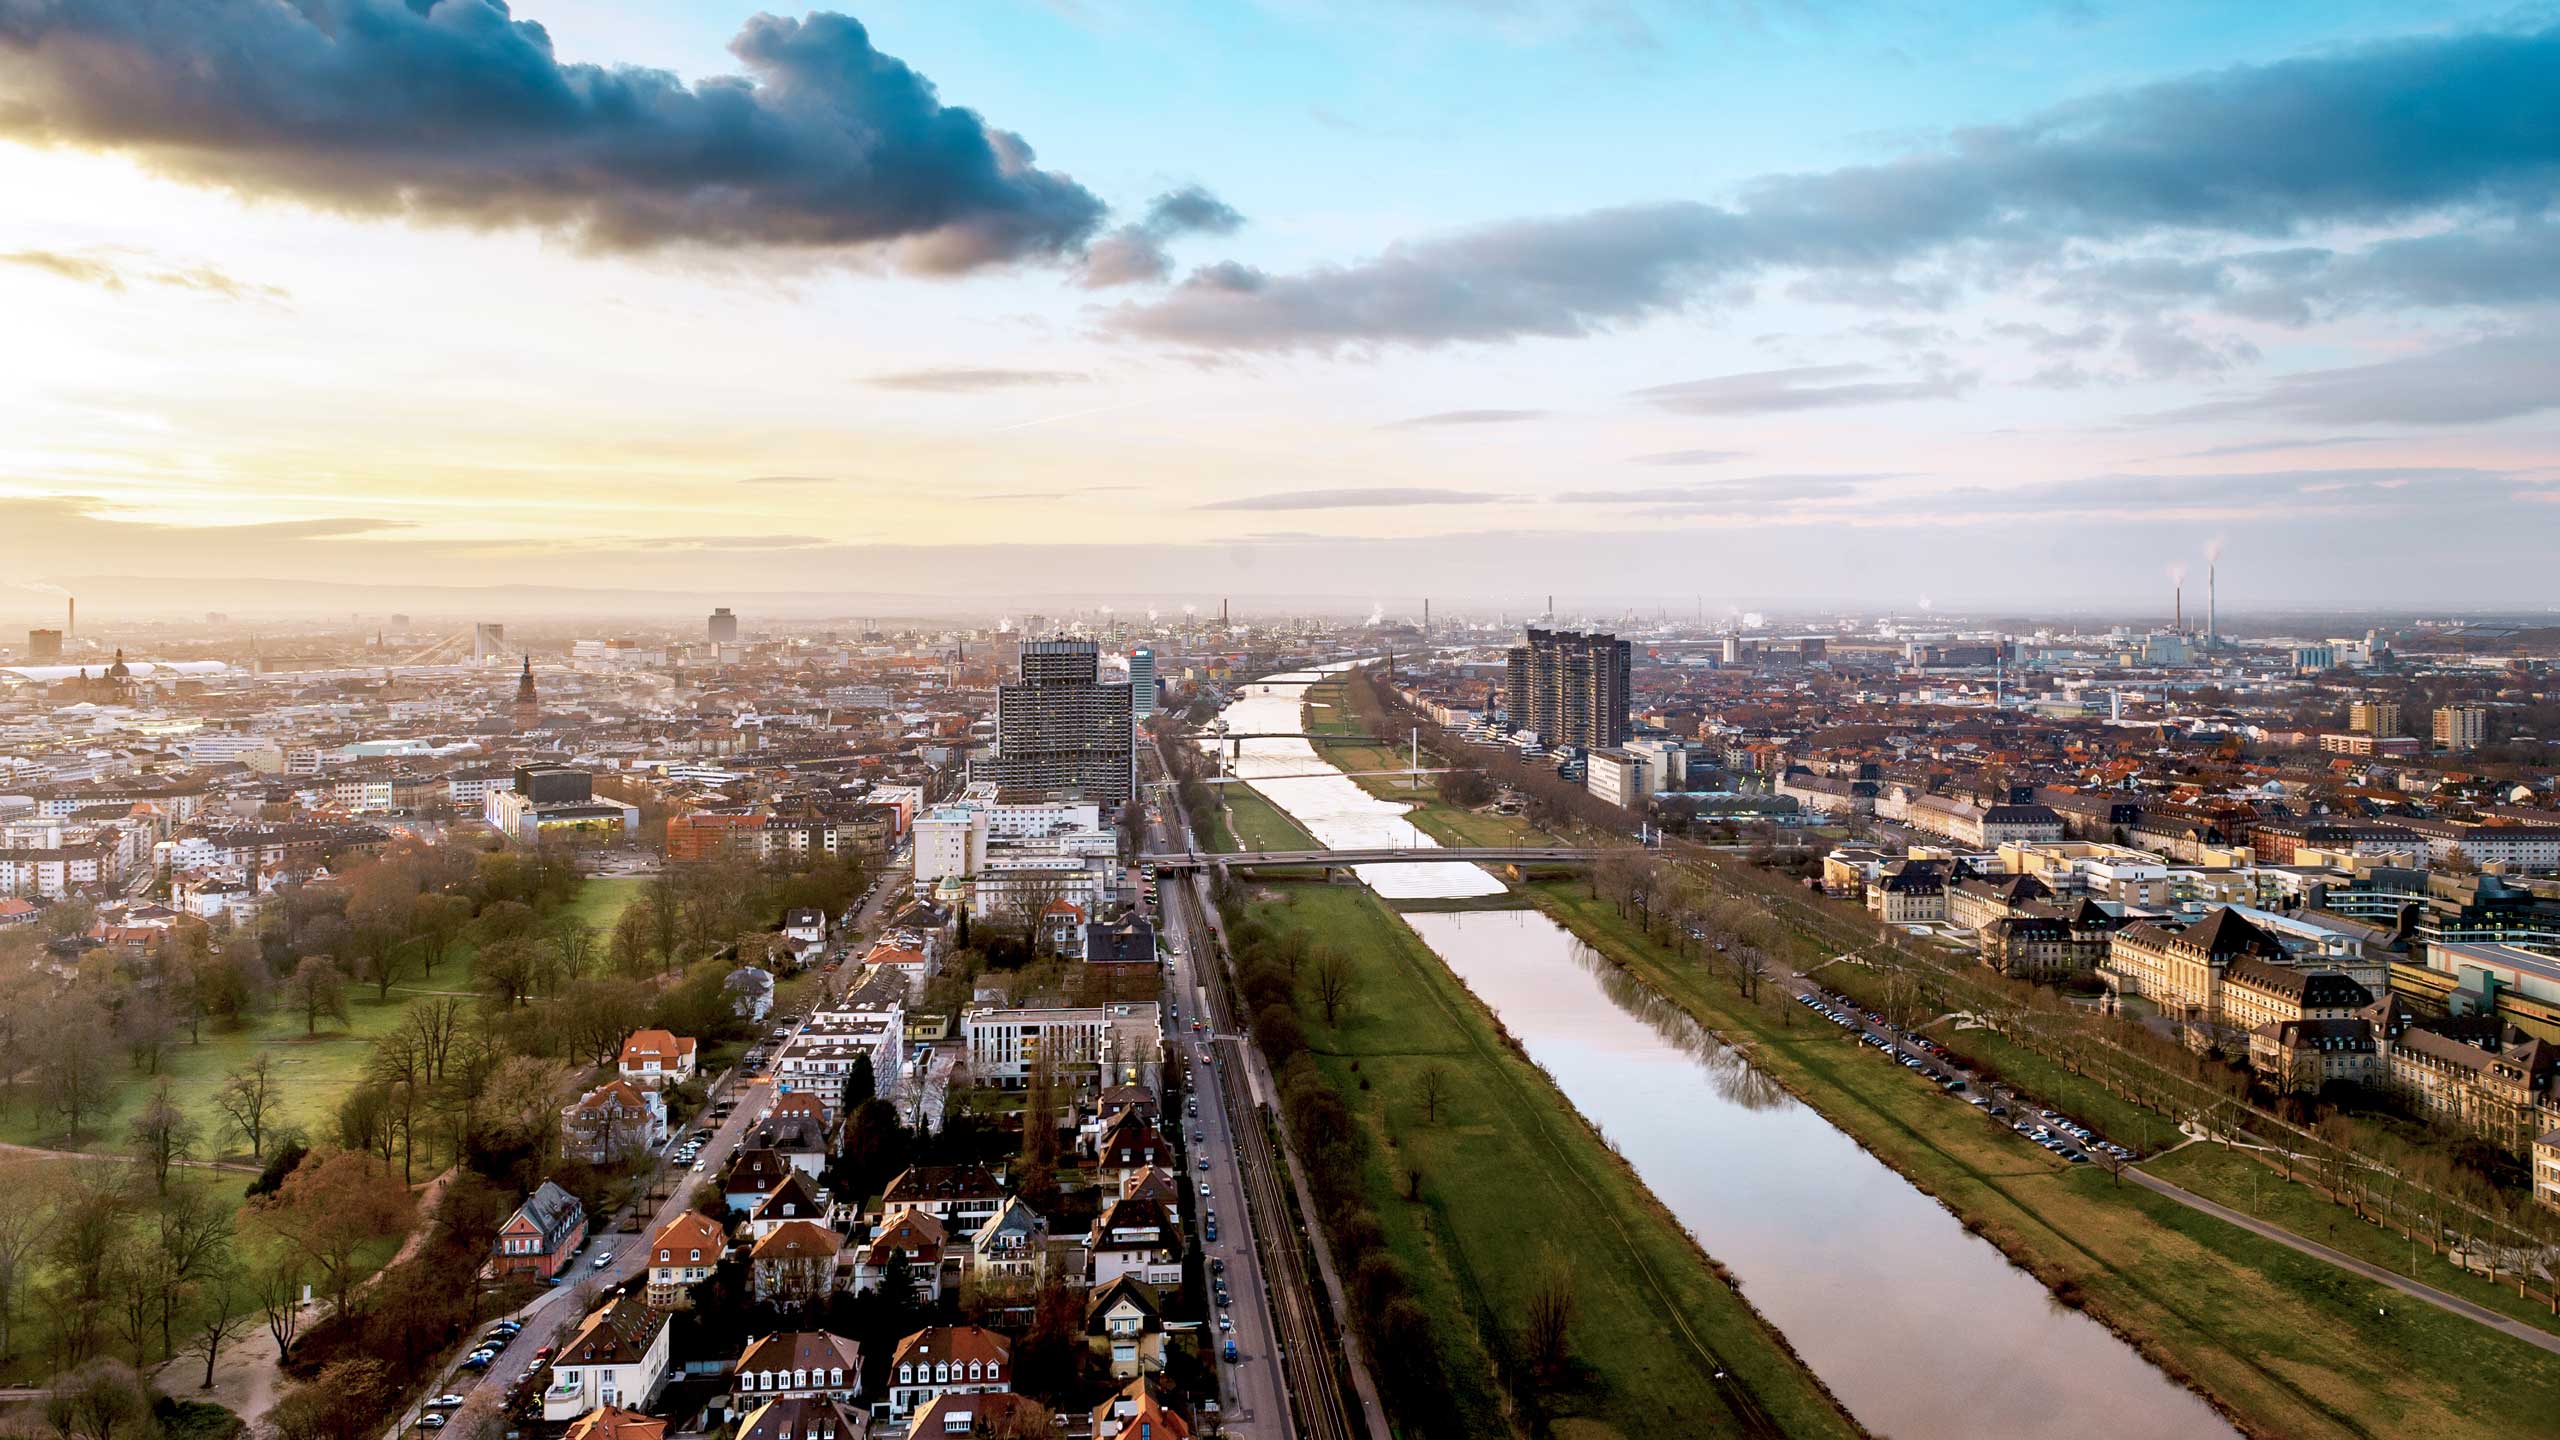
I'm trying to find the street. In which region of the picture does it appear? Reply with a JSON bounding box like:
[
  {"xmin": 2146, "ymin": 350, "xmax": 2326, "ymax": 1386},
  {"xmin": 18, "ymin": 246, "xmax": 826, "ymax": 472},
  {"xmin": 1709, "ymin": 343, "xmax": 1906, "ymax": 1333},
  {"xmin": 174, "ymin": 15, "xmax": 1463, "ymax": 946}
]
[{"xmin": 1148, "ymin": 801, "xmax": 1290, "ymax": 1438}]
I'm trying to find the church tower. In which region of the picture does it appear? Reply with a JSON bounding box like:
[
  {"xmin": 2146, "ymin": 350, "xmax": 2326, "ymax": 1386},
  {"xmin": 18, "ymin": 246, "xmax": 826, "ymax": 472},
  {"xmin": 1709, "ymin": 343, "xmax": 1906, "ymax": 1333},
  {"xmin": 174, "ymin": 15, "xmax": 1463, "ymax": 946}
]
[{"xmin": 512, "ymin": 655, "xmax": 539, "ymax": 730}]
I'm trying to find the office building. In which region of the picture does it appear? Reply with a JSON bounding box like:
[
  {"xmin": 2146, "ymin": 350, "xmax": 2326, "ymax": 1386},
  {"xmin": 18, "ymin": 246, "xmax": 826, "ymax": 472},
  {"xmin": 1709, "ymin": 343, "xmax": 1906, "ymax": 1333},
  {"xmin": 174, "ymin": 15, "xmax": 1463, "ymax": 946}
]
[
  {"xmin": 2350, "ymin": 700, "xmax": 2402, "ymax": 737},
  {"xmin": 2434, "ymin": 704, "xmax": 2488, "ymax": 752},
  {"xmin": 1505, "ymin": 628, "xmax": 1632, "ymax": 750},
  {"xmin": 1127, "ymin": 647, "xmax": 1157, "ymax": 718},
  {"xmin": 709, "ymin": 607, "xmax": 740, "ymax": 644},
  {"xmin": 25, "ymin": 629, "xmax": 60, "ymax": 660},
  {"xmin": 978, "ymin": 639, "xmax": 1135, "ymax": 807}
]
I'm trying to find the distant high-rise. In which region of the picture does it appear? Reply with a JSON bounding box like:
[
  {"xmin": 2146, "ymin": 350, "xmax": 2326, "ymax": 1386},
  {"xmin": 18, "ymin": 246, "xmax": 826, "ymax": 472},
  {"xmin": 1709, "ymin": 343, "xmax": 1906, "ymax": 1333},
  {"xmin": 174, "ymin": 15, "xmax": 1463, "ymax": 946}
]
[
  {"xmin": 980, "ymin": 638, "xmax": 1135, "ymax": 805},
  {"xmin": 1506, "ymin": 628, "xmax": 1632, "ymax": 750},
  {"xmin": 2349, "ymin": 700, "xmax": 2402, "ymax": 737},
  {"xmin": 26, "ymin": 629, "xmax": 61, "ymax": 660},
  {"xmin": 1129, "ymin": 647, "xmax": 1158, "ymax": 718},
  {"xmin": 708, "ymin": 607, "xmax": 739, "ymax": 644},
  {"xmin": 2433, "ymin": 704, "xmax": 2487, "ymax": 752}
]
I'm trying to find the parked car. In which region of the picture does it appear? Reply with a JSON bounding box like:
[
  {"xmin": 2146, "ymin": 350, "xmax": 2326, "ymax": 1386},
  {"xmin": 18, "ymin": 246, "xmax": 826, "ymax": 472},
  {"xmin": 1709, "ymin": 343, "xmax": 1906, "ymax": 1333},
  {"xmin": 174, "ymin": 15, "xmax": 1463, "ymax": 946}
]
[
  {"xmin": 417, "ymin": 1416, "xmax": 449, "ymax": 1431},
  {"xmin": 591, "ymin": 1252, "xmax": 614, "ymax": 1270}
]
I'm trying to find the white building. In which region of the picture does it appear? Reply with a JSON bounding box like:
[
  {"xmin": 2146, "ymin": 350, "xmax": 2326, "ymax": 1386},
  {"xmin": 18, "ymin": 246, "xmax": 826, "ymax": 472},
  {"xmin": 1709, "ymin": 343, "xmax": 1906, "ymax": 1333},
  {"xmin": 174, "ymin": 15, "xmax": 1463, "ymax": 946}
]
[
  {"xmin": 914, "ymin": 807, "xmax": 989, "ymax": 887},
  {"xmin": 1585, "ymin": 749, "xmax": 1648, "ymax": 811},
  {"xmin": 961, "ymin": 1001, "xmax": 1161, "ymax": 1091},
  {"xmin": 543, "ymin": 1295, "xmax": 671, "ymax": 1420}
]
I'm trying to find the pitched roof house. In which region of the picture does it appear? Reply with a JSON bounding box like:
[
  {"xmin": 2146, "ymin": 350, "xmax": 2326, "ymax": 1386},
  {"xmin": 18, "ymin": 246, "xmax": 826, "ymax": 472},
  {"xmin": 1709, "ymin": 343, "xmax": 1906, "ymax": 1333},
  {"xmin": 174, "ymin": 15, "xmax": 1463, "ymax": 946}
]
[
  {"xmin": 618, "ymin": 1029, "xmax": 698, "ymax": 1088},
  {"xmin": 492, "ymin": 1180, "xmax": 588, "ymax": 1281}
]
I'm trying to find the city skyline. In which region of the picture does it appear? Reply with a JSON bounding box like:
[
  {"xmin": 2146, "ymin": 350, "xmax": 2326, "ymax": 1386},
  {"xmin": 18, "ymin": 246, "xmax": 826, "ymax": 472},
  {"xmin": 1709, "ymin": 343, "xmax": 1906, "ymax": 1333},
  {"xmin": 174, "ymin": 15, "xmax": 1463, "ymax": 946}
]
[{"xmin": 4, "ymin": 0, "xmax": 2557, "ymax": 608}]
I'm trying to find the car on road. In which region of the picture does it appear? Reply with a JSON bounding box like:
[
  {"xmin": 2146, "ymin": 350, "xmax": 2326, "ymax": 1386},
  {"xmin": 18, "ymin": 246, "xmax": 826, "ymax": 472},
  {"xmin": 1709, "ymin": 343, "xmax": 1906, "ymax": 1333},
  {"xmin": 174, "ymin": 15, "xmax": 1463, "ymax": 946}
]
[
  {"xmin": 427, "ymin": 1395, "xmax": 466, "ymax": 1409},
  {"xmin": 591, "ymin": 1251, "xmax": 615, "ymax": 1270},
  {"xmin": 1218, "ymin": 1314, "xmax": 1233, "ymax": 1332},
  {"xmin": 417, "ymin": 1416, "xmax": 449, "ymax": 1431},
  {"xmin": 1199, "ymin": 1181, "xmax": 1212, "ymax": 1196},
  {"xmin": 1210, "ymin": 1257, "xmax": 1225, "ymax": 1275},
  {"xmin": 1223, "ymin": 1339, "xmax": 1240, "ymax": 1364},
  {"xmin": 1198, "ymin": 1156, "xmax": 1210, "ymax": 1171},
  {"xmin": 460, "ymin": 1352, "xmax": 496, "ymax": 1371}
]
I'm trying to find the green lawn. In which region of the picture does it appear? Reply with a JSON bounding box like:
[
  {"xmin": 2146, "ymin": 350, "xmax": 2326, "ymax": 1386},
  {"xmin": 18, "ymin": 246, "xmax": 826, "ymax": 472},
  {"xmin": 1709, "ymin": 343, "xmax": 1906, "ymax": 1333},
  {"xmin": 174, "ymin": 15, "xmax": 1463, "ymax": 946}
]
[
  {"xmin": 2146, "ymin": 1142, "xmax": 2560, "ymax": 1341},
  {"xmin": 1253, "ymin": 883, "xmax": 1859, "ymax": 1440},
  {"xmin": 1533, "ymin": 880, "xmax": 2560, "ymax": 1440},
  {"xmin": 1215, "ymin": 783, "xmax": 1318, "ymax": 854},
  {"xmin": 560, "ymin": 876, "xmax": 645, "ymax": 940},
  {"xmin": 4, "ymin": 877, "xmax": 649, "ymax": 1159}
]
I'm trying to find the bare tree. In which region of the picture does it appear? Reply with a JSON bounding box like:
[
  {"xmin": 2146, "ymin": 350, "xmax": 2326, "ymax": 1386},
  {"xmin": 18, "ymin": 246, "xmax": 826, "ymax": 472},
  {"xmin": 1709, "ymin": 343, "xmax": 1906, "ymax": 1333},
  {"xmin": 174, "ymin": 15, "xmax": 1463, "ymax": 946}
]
[
  {"xmin": 45, "ymin": 1358, "xmax": 149, "ymax": 1440},
  {"xmin": 0, "ymin": 1159, "xmax": 55, "ymax": 1365},
  {"xmin": 1417, "ymin": 1065, "xmax": 1449, "ymax": 1124},
  {"xmin": 215, "ymin": 1053, "xmax": 284, "ymax": 1159},
  {"xmin": 126, "ymin": 1078, "xmax": 198, "ymax": 1194},
  {"xmin": 282, "ymin": 957, "xmax": 349, "ymax": 1036},
  {"xmin": 256, "ymin": 1246, "xmax": 306, "ymax": 1360},
  {"xmin": 1306, "ymin": 946, "xmax": 1358, "ymax": 1027},
  {"xmin": 1521, "ymin": 1249, "xmax": 1577, "ymax": 1385},
  {"xmin": 182, "ymin": 1251, "xmax": 254, "ymax": 1390}
]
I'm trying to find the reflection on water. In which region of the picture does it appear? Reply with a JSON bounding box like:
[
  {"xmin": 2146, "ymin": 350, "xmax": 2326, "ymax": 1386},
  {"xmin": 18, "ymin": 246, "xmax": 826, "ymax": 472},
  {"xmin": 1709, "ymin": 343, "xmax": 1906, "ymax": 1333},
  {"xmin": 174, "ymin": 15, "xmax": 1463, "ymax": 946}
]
[{"xmin": 1399, "ymin": 911, "xmax": 2236, "ymax": 1440}]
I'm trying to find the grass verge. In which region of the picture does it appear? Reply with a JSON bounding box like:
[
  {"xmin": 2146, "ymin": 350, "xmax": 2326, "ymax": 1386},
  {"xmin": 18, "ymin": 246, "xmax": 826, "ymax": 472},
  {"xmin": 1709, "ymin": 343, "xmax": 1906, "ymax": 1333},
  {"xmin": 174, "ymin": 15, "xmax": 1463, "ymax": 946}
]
[{"xmin": 1252, "ymin": 882, "xmax": 1861, "ymax": 1440}]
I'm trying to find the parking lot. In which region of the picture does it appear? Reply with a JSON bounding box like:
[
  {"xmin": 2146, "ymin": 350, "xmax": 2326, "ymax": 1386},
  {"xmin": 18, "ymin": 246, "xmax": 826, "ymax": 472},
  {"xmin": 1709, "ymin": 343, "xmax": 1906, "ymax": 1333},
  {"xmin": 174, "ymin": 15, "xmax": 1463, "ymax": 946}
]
[{"xmin": 1789, "ymin": 985, "xmax": 2141, "ymax": 1169}]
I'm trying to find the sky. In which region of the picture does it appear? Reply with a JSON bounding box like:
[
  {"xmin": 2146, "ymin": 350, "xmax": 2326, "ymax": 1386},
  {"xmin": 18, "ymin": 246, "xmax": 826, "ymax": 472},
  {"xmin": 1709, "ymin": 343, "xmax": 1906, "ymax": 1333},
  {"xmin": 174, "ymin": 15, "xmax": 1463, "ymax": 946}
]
[{"xmin": 2, "ymin": 0, "xmax": 2557, "ymax": 618}]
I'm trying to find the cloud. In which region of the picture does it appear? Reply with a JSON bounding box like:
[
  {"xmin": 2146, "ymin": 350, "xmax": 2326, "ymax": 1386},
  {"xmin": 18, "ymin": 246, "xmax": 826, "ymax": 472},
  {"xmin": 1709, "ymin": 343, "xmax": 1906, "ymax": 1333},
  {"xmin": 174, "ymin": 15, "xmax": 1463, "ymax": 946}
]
[
  {"xmin": 1079, "ymin": 183, "xmax": 1247, "ymax": 287},
  {"xmin": 2163, "ymin": 436, "xmax": 2379, "ymax": 460},
  {"xmin": 738, "ymin": 475, "xmax": 837, "ymax": 486},
  {"xmin": 1383, "ymin": 408, "xmax": 1547, "ymax": 427},
  {"xmin": 1195, "ymin": 487, "xmax": 1510, "ymax": 511},
  {"xmin": 0, "ymin": 2, "xmax": 1104, "ymax": 272},
  {"xmin": 2145, "ymin": 331, "xmax": 2560, "ymax": 426},
  {"xmin": 1628, "ymin": 448, "xmax": 1748, "ymax": 466},
  {"xmin": 1632, "ymin": 363, "xmax": 1973, "ymax": 414},
  {"xmin": 862, "ymin": 367, "xmax": 1090, "ymax": 392},
  {"xmin": 1109, "ymin": 23, "xmax": 2560, "ymax": 349},
  {"xmin": 1, "ymin": 247, "xmax": 285, "ymax": 300},
  {"xmin": 1558, "ymin": 473, "xmax": 1887, "ymax": 505}
]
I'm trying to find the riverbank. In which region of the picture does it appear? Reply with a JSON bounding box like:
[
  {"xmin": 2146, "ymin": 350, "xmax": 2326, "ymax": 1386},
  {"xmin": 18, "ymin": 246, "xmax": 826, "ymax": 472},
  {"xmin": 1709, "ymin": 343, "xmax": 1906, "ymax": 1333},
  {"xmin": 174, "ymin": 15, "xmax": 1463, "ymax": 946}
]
[
  {"xmin": 1246, "ymin": 881, "xmax": 1864, "ymax": 1440},
  {"xmin": 1302, "ymin": 676, "xmax": 1557, "ymax": 847},
  {"xmin": 1531, "ymin": 880, "xmax": 2560, "ymax": 1440}
]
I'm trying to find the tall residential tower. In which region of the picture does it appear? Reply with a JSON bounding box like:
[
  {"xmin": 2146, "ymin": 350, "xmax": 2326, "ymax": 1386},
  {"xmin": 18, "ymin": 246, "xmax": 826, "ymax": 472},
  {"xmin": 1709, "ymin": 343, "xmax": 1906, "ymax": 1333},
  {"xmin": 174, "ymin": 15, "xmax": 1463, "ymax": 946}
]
[
  {"xmin": 979, "ymin": 638, "xmax": 1136, "ymax": 806},
  {"xmin": 1505, "ymin": 628, "xmax": 1632, "ymax": 750}
]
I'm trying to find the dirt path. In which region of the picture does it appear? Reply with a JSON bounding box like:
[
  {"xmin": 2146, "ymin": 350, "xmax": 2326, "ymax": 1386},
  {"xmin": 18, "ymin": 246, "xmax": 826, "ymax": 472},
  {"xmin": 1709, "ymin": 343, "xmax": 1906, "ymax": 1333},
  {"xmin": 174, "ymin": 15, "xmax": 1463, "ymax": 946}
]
[{"xmin": 0, "ymin": 1140, "xmax": 260, "ymax": 1174}]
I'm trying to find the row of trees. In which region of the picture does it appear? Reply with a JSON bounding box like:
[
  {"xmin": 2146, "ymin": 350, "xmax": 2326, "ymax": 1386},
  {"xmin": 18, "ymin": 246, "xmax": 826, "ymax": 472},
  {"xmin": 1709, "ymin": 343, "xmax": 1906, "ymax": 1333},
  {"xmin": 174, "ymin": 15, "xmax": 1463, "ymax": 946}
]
[
  {"xmin": 1215, "ymin": 895, "xmax": 1463, "ymax": 1436},
  {"xmin": 0, "ymin": 1146, "xmax": 409, "ymax": 1388}
]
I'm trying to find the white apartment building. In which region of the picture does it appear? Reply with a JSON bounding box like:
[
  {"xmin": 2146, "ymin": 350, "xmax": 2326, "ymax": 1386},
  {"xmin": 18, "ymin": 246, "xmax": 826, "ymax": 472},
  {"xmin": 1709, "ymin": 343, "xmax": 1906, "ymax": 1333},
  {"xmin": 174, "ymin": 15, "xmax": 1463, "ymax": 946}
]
[
  {"xmin": 914, "ymin": 807, "xmax": 989, "ymax": 887},
  {"xmin": 961, "ymin": 1001, "xmax": 1161, "ymax": 1091},
  {"xmin": 1585, "ymin": 748, "xmax": 1648, "ymax": 811}
]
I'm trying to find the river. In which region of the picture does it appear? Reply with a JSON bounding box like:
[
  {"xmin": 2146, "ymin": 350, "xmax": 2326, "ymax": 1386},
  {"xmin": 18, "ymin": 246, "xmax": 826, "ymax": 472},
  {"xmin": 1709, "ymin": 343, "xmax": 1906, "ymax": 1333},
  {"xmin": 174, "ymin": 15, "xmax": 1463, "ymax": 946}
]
[{"xmin": 1212, "ymin": 666, "xmax": 2236, "ymax": 1440}]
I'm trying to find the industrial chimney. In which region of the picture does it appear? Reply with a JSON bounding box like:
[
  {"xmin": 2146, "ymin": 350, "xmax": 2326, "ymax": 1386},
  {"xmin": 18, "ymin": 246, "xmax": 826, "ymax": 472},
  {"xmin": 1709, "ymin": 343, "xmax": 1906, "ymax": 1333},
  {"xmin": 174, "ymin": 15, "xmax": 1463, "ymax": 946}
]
[
  {"xmin": 2208, "ymin": 563, "xmax": 2218, "ymax": 648},
  {"xmin": 66, "ymin": 596, "xmax": 74, "ymax": 636}
]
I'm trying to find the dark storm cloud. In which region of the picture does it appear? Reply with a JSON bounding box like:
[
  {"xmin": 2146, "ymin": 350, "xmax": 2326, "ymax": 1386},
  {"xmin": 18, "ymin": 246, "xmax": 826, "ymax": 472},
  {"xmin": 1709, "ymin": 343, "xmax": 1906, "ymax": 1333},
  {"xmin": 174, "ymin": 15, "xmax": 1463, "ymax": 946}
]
[
  {"xmin": 1382, "ymin": 408, "xmax": 1547, "ymax": 427},
  {"xmin": 862, "ymin": 367, "xmax": 1090, "ymax": 391},
  {"xmin": 1079, "ymin": 184, "xmax": 1246, "ymax": 287},
  {"xmin": 1195, "ymin": 487, "xmax": 1509, "ymax": 511},
  {"xmin": 2145, "ymin": 332, "xmax": 2560, "ymax": 426},
  {"xmin": 0, "ymin": 1, "xmax": 1105, "ymax": 272},
  {"xmin": 1633, "ymin": 364, "xmax": 1973, "ymax": 414},
  {"xmin": 1113, "ymin": 23, "xmax": 2560, "ymax": 349}
]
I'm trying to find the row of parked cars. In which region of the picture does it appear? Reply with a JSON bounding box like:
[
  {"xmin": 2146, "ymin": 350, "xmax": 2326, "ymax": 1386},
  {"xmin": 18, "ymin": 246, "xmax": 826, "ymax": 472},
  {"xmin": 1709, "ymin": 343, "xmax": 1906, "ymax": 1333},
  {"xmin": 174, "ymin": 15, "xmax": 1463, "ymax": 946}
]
[
  {"xmin": 1795, "ymin": 987, "xmax": 2144, "ymax": 1167},
  {"xmin": 417, "ymin": 1318, "xmax": 546, "ymax": 1430}
]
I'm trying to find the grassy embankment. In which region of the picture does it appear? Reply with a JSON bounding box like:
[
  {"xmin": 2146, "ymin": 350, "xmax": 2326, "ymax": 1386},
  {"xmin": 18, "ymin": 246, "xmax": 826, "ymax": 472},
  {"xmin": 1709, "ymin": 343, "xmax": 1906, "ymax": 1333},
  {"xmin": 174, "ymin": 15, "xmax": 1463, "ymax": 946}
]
[
  {"xmin": 0, "ymin": 879, "xmax": 645, "ymax": 1157},
  {"xmin": 1301, "ymin": 676, "xmax": 1557, "ymax": 848},
  {"xmin": 1533, "ymin": 879, "xmax": 2560, "ymax": 1440},
  {"xmin": 1252, "ymin": 881, "xmax": 1861, "ymax": 1440}
]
